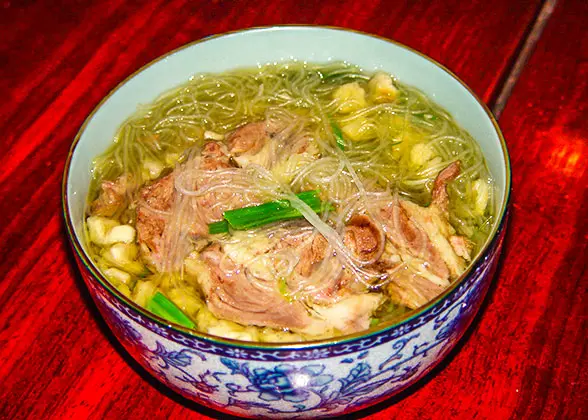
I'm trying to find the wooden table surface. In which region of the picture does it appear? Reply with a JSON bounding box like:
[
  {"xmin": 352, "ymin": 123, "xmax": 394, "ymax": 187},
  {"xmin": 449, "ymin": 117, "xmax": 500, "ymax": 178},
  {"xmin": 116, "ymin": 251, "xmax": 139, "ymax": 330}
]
[{"xmin": 1, "ymin": 0, "xmax": 586, "ymax": 418}]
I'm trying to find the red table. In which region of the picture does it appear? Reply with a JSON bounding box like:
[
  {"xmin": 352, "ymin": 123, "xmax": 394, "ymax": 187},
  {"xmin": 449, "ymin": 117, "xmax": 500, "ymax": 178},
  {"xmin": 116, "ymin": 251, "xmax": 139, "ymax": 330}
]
[{"xmin": 1, "ymin": 0, "xmax": 585, "ymax": 418}]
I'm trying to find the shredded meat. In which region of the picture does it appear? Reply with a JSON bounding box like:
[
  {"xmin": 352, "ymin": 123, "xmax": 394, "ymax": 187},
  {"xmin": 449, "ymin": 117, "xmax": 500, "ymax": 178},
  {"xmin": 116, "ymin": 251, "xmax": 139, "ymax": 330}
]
[
  {"xmin": 200, "ymin": 245, "xmax": 313, "ymax": 330},
  {"xmin": 289, "ymin": 215, "xmax": 383, "ymax": 280},
  {"xmin": 450, "ymin": 235, "xmax": 473, "ymax": 261},
  {"xmin": 295, "ymin": 234, "xmax": 329, "ymax": 277},
  {"xmin": 226, "ymin": 120, "xmax": 316, "ymax": 169},
  {"xmin": 132, "ymin": 131, "xmax": 471, "ymax": 326},
  {"xmin": 376, "ymin": 162, "xmax": 474, "ymax": 311},
  {"xmin": 400, "ymin": 200, "xmax": 466, "ymax": 278},
  {"xmin": 431, "ymin": 161, "xmax": 460, "ymax": 213},
  {"xmin": 140, "ymin": 174, "xmax": 175, "ymax": 211},
  {"xmin": 379, "ymin": 161, "xmax": 473, "ymax": 285},
  {"xmin": 135, "ymin": 141, "xmax": 241, "ymax": 263},
  {"xmin": 343, "ymin": 214, "xmax": 383, "ymax": 263},
  {"xmin": 198, "ymin": 241, "xmax": 382, "ymax": 334},
  {"xmin": 264, "ymin": 228, "xmax": 344, "ymax": 304},
  {"xmin": 89, "ymin": 176, "xmax": 128, "ymax": 217},
  {"xmin": 387, "ymin": 268, "xmax": 446, "ymax": 309},
  {"xmin": 274, "ymin": 216, "xmax": 384, "ymax": 303},
  {"xmin": 135, "ymin": 173, "xmax": 174, "ymax": 255},
  {"xmin": 309, "ymin": 294, "xmax": 383, "ymax": 334},
  {"xmin": 199, "ymin": 141, "xmax": 233, "ymax": 170},
  {"xmin": 227, "ymin": 122, "xmax": 269, "ymax": 157},
  {"xmin": 380, "ymin": 201, "xmax": 450, "ymax": 280},
  {"xmin": 282, "ymin": 216, "xmax": 385, "ymax": 304}
]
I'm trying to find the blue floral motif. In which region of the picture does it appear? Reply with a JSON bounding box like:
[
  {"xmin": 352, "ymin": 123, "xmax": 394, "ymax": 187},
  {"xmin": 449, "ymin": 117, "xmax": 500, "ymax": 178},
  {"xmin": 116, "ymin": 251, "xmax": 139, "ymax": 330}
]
[
  {"xmin": 223, "ymin": 347, "xmax": 251, "ymax": 359},
  {"xmin": 357, "ymin": 351, "xmax": 369, "ymax": 360},
  {"xmin": 144, "ymin": 341, "xmax": 219, "ymax": 397},
  {"xmin": 335, "ymin": 362, "xmax": 372, "ymax": 400},
  {"xmin": 378, "ymin": 334, "xmax": 419, "ymax": 370},
  {"xmin": 251, "ymin": 365, "xmax": 307, "ymax": 402},
  {"xmin": 112, "ymin": 316, "xmax": 142, "ymax": 346},
  {"xmin": 214, "ymin": 337, "xmax": 426, "ymax": 414},
  {"xmin": 96, "ymin": 293, "xmax": 142, "ymax": 349},
  {"xmin": 221, "ymin": 358, "xmax": 334, "ymax": 404},
  {"xmin": 150, "ymin": 341, "xmax": 205, "ymax": 367}
]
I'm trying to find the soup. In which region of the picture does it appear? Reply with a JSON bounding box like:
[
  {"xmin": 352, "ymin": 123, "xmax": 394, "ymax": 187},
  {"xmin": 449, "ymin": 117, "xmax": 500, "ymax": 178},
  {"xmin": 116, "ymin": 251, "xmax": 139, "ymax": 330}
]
[{"xmin": 85, "ymin": 62, "xmax": 495, "ymax": 342}]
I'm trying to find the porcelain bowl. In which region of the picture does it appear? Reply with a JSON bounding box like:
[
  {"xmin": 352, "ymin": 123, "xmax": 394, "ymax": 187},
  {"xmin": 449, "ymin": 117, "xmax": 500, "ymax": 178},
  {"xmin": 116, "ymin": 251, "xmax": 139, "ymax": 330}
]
[{"xmin": 63, "ymin": 26, "xmax": 510, "ymax": 418}]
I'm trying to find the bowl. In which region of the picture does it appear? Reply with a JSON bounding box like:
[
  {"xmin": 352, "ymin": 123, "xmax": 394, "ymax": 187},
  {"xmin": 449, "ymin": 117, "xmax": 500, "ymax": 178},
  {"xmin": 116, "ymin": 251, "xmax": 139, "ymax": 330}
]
[{"xmin": 63, "ymin": 26, "xmax": 510, "ymax": 418}]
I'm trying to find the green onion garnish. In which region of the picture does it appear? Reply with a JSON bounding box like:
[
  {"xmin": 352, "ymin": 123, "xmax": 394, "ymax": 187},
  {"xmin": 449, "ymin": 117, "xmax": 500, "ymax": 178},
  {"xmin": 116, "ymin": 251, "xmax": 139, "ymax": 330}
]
[
  {"xmin": 208, "ymin": 190, "xmax": 330, "ymax": 233},
  {"xmin": 330, "ymin": 121, "xmax": 346, "ymax": 151},
  {"xmin": 147, "ymin": 292, "xmax": 195, "ymax": 329},
  {"xmin": 208, "ymin": 220, "xmax": 230, "ymax": 234}
]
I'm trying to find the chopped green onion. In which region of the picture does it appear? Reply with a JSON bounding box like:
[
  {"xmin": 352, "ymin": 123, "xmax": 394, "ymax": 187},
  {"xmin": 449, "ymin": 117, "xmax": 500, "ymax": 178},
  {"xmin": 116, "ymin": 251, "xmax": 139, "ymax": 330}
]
[
  {"xmin": 208, "ymin": 190, "xmax": 330, "ymax": 233},
  {"xmin": 208, "ymin": 220, "xmax": 229, "ymax": 234},
  {"xmin": 330, "ymin": 121, "xmax": 346, "ymax": 151},
  {"xmin": 224, "ymin": 190, "xmax": 323, "ymax": 230},
  {"xmin": 370, "ymin": 318, "xmax": 380, "ymax": 327},
  {"xmin": 147, "ymin": 292, "xmax": 195, "ymax": 329}
]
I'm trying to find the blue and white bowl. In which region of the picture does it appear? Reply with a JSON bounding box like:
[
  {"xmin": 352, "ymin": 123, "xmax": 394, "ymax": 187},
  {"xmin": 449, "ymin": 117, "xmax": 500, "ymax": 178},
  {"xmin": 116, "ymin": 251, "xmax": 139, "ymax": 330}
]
[{"xmin": 63, "ymin": 26, "xmax": 510, "ymax": 418}]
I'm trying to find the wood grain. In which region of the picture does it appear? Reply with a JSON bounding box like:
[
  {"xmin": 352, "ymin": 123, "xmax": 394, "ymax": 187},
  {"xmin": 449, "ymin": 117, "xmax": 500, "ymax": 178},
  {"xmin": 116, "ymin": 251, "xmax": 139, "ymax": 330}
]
[{"xmin": 1, "ymin": 0, "xmax": 585, "ymax": 418}]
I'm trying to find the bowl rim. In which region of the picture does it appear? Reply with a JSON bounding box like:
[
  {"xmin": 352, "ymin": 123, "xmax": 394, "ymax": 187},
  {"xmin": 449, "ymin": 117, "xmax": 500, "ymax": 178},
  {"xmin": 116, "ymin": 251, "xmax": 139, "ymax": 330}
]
[{"xmin": 62, "ymin": 24, "xmax": 512, "ymax": 350}]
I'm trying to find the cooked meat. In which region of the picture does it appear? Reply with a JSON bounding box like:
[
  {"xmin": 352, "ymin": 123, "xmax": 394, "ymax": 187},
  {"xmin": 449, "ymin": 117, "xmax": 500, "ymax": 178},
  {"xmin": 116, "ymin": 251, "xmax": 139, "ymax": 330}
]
[
  {"xmin": 199, "ymin": 141, "xmax": 233, "ymax": 170},
  {"xmin": 308, "ymin": 294, "xmax": 383, "ymax": 334},
  {"xmin": 199, "ymin": 241, "xmax": 383, "ymax": 334},
  {"xmin": 295, "ymin": 233, "xmax": 329, "ymax": 277},
  {"xmin": 139, "ymin": 173, "xmax": 175, "ymax": 211},
  {"xmin": 135, "ymin": 142, "xmax": 247, "ymax": 265},
  {"xmin": 400, "ymin": 200, "xmax": 466, "ymax": 278},
  {"xmin": 400, "ymin": 160, "xmax": 471, "ymax": 277},
  {"xmin": 193, "ymin": 184, "xmax": 262, "ymax": 224},
  {"xmin": 200, "ymin": 245, "xmax": 313, "ymax": 330},
  {"xmin": 343, "ymin": 214, "xmax": 384, "ymax": 264},
  {"xmin": 431, "ymin": 160, "xmax": 460, "ymax": 213},
  {"xmin": 136, "ymin": 173, "xmax": 174, "ymax": 255},
  {"xmin": 373, "ymin": 162, "xmax": 473, "ymax": 312},
  {"xmin": 450, "ymin": 235, "xmax": 473, "ymax": 261},
  {"xmin": 89, "ymin": 176, "xmax": 128, "ymax": 217},
  {"xmin": 289, "ymin": 214, "xmax": 383, "ymax": 279},
  {"xmin": 379, "ymin": 161, "xmax": 472, "ymax": 285},
  {"xmin": 386, "ymin": 267, "xmax": 446, "ymax": 309},
  {"xmin": 380, "ymin": 201, "xmax": 450, "ymax": 281},
  {"xmin": 280, "ymin": 217, "xmax": 385, "ymax": 305},
  {"xmin": 226, "ymin": 120, "xmax": 317, "ymax": 170},
  {"xmin": 227, "ymin": 122, "xmax": 269, "ymax": 157}
]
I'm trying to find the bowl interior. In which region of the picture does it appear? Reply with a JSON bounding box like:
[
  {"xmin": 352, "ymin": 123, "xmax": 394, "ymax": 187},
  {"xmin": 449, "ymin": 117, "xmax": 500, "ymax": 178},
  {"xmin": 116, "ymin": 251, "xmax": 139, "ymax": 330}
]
[{"xmin": 65, "ymin": 25, "xmax": 509, "ymax": 329}]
